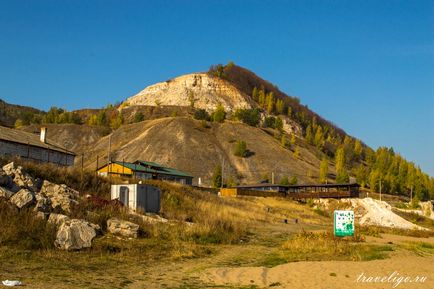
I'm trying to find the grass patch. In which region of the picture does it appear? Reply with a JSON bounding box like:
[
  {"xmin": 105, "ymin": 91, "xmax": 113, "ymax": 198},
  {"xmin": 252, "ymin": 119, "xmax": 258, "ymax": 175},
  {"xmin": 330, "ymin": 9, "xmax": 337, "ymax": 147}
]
[
  {"xmin": 279, "ymin": 230, "xmax": 392, "ymax": 262},
  {"xmin": 359, "ymin": 225, "xmax": 434, "ymax": 238},
  {"xmin": 398, "ymin": 241, "xmax": 434, "ymax": 256},
  {"xmin": 392, "ymin": 209, "xmax": 434, "ymax": 230}
]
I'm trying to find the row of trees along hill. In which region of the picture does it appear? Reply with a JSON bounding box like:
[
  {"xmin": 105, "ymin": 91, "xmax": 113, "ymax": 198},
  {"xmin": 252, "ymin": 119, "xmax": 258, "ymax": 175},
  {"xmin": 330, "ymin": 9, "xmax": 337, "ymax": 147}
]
[
  {"xmin": 12, "ymin": 103, "xmax": 127, "ymax": 133},
  {"xmin": 209, "ymin": 62, "xmax": 434, "ymax": 200}
]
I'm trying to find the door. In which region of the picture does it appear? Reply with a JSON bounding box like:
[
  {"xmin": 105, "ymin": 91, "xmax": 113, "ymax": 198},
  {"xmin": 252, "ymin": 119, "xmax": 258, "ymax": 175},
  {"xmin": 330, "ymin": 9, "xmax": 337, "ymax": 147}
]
[{"xmin": 119, "ymin": 186, "xmax": 129, "ymax": 207}]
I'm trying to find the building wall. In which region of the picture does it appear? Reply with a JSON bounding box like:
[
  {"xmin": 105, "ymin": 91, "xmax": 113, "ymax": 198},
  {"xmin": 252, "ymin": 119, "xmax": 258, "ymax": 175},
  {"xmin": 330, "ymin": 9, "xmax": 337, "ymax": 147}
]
[
  {"xmin": 111, "ymin": 184, "xmax": 160, "ymax": 213},
  {"xmin": 0, "ymin": 140, "xmax": 75, "ymax": 166},
  {"xmin": 98, "ymin": 163, "xmax": 133, "ymax": 175}
]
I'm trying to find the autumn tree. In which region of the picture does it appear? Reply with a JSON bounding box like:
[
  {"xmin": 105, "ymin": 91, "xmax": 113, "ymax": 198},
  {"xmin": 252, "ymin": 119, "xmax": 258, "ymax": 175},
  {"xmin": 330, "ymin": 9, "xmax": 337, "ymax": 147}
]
[
  {"xmin": 266, "ymin": 92, "xmax": 275, "ymax": 114},
  {"xmin": 319, "ymin": 157, "xmax": 329, "ymax": 183},
  {"xmin": 276, "ymin": 99, "xmax": 285, "ymax": 114}
]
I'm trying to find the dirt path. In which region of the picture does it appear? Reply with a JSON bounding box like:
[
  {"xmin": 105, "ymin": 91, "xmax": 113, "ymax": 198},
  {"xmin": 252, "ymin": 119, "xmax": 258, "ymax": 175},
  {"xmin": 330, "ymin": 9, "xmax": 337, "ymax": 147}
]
[
  {"xmin": 201, "ymin": 253, "xmax": 434, "ymax": 289},
  {"xmin": 200, "ymin": 235, "xmax": 434, "ymax": 289}
]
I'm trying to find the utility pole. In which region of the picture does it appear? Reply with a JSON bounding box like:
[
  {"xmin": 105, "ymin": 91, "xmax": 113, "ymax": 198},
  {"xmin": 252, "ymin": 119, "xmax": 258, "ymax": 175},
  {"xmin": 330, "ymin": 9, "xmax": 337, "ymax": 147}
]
[
  {"xmin": 221, "ymin": 158, "xmax": 225, "ymax": 188},
  {"xmin": 410, "ymin": 185, "xmax": 413, "ymax": 202},
  {"xmin": 271, "ymin": 172, "xmax": 275, "ymax": 184},
  {"xmin": 379, "ymin": 179, "xmax": 382, "ymax": 202},
  {"xmin": 108, "ymin": 135, "xmax": 112, "ymax": 184}
]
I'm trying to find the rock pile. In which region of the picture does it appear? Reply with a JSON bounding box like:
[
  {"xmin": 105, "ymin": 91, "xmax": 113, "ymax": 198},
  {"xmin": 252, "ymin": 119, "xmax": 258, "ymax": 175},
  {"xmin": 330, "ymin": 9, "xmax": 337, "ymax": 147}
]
[
  {"xmin": 1, "ymin": 162, "xmax": 143, "ymax": 250},
  {"xmin": 107, "ymin": 218, "xmax": 140, "ymax": 238},
  {"xmin": 0, "ymin": 162, "xmax": 100, "ymax": 250}
]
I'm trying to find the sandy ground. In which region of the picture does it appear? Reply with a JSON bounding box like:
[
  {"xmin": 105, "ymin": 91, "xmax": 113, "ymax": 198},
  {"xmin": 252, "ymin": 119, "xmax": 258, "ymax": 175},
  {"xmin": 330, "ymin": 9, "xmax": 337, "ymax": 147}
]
[
  {"xmin": 200, "ymin": 235, "xmax": 434, "ymax": 289},
  {"xmin": 202, "ymin": 254, "xmax": 434, "ymax": 289}
]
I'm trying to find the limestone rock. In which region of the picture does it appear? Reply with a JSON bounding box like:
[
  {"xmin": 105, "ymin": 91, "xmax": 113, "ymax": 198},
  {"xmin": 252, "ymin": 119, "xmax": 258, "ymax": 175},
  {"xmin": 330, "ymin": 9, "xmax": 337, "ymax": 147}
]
[
  {"xmin": 107, "ymin": 218, "xmax": 140, "ymax": 238},
  {"xmin": 9, "ymin": 188, "xmax": 35, "ymax": 209},
  {"xmin": 34, "ymin": 194, "xmax": 52, "ymax": 213},
  {"xmin": 2, "ymin": 162, "xmax": 38, "ymax": 191},
  {"xmin": 48, "ymin": 213, "xmax": 70, "ymax": 226},
  {"xmin": 54, "ymin": 219, "xmax": 98, "ymax": 250},
  {"xmin": 0, "ymin": 186, "xmax": 15, "ymax": 198},
  {"xmin": 126, "ymin": 73, "xmax": 253, "ymax": 113},
  {"xmin": 40, "ymin": 180, "xmax": 79, "ymax": 213}
]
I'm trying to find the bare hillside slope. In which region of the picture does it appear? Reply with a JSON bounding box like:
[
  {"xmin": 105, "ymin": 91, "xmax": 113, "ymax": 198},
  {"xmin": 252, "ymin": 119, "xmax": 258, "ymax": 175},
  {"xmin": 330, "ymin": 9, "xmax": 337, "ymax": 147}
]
[{"xmin": 73, "ymin": 117, "xmax": 328, "ymax": 186}]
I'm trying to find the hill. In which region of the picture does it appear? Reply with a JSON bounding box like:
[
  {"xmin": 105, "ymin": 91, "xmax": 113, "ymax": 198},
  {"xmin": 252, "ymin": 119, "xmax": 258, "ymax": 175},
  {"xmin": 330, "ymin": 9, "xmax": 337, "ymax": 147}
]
[
  {"xmin": 0, "ymin": 99, "xmax": 45, "ymax": 127},
  {"xmin": 5, "ymin": 63, "xmax": 434, "ymax": 198}
]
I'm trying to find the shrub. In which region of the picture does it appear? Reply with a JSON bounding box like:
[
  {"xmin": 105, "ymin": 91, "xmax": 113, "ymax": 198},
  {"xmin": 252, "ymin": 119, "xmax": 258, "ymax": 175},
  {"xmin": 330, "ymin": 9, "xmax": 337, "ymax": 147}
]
[
  {"xmin": 193, "ymin": 109, "xmax": 210, "ymax": 121},
  {"xmin": 234, "ymin": 108, "xmax": 260, "ymax": 126},
  {"xmin": 134, "ymin": 112, "xmax": 145, "ymax": 122},
  {"xmin": 263, "ymin": 116, "xmax": 276, "ymax": 128},
  {"xmin": 212, "ymin": 104, "xmax": 226, "ymax": 123},
  {"xmin": 234, "ymin": 140, "xmax": 248, "ymax": 157},
  {"xmin": 289, "ymin": 176, "xmax": 298, "ymax": 185}
]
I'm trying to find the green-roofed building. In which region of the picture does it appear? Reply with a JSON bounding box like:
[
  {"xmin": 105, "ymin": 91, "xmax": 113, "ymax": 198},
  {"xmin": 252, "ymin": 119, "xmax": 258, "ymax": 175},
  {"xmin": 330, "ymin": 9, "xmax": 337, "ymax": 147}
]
[{"xmin": 97, "ymin": 160, "xmax": 193, "ymax": 185}]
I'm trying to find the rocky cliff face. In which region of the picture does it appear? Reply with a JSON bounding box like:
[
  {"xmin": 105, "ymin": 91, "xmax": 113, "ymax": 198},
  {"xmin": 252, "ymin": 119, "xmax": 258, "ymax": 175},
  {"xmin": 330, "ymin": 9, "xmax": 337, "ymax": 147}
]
[{"xmin": 126, "ymin": 73, "xmax": 253, "ymax": 112}]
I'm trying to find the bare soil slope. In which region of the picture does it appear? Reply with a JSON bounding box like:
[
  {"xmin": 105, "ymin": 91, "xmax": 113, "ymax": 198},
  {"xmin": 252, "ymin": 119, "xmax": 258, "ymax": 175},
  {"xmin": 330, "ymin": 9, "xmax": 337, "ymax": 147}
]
[{"xmin": 66, "ymin": 117, "xmax": 327, "ymax": 185}]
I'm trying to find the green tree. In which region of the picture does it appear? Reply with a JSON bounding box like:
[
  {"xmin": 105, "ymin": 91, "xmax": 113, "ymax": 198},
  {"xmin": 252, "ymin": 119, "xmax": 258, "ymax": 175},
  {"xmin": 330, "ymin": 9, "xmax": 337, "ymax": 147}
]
[
  {"xmin": 319, "ymin": 157, "xmax": 329, "ymax": 183},
  {"xmin": 290, "ymin": 134, "xmax": 296, "ymax": 146},
  {"xmin": 194, "ymin": 109, "xmax": 210, "ymax": 121},
  {"xmin": 234, "ymin": 108, "xmax": 260, "ymax": 126},
  {"xmin": 274, "ymin": 117, "xmax": 283, "ymax": 132},
  {"xmin": 279, "ymin": 176, "xmax": 290, "ymax": 186},
  {"xmin": 289, "ymin": 176, "xmax": 298, "ymax": 185},
  {"xmin": 96, "ymin": 110, "xmax": 108, "ymax": 126},
  {"xmin": 336, "ymin": 170, "xmax": 349, "ymax": 183},
  {"xmin": 281, "ymin": 135, "xmax": 288, "ymax": 148},
  {"xmin": 110, "ymin": 112, "xmax": 123, "ymax": 130},
  {"xmin": 293, "ymin": 146, "xmax": 300, "ymax": 158},
  {"xmin": 134, "ymin": 112, "xmax": 145, "ymax": 122},
  {"xmin": 263, "ymin": 116, "xmax": 276, "ymax": 128},
  {"xmin": 212, "ymin": 104, "xmax": 226, "ymax": 123},
  {"xmin": 234, "ymin": 140, "xmax": 248, "ymax": 157},
  {"xmin": 212, "ymin": 165, "xmax": 223, "ymax": 188}
]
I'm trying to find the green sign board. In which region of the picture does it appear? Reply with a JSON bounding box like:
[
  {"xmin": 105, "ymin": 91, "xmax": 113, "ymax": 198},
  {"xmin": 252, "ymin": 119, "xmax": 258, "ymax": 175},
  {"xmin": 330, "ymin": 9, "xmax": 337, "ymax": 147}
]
[{"xmin": 334, "ymin": 210, "xmax": 355, "ymax": 237}]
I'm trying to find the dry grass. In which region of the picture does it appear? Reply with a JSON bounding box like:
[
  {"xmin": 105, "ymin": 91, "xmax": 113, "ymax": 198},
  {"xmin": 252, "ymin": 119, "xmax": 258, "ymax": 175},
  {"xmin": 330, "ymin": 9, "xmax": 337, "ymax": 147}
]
[
  {"xmin": 279, "ymin": 230, "xmax": 393, "ymax": 262},
  {"xmin": 0, "ymin": 157, "xmax": 111, "ymax": 197},
  {"xmin": 0, "ymin": 198, "xmax": 57, "ymax": 250}
]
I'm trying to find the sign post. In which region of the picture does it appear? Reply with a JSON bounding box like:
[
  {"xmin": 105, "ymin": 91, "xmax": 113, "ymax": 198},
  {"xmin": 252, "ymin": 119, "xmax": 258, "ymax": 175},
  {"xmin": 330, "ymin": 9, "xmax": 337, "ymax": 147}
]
[{"xmin": 334, "ymin": 210, "xmax": 355, "ymax": 237}]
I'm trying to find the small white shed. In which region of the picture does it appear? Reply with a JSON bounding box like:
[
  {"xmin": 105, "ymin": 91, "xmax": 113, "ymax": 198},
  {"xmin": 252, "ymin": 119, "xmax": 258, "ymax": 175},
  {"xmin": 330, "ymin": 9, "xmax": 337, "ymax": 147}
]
[{"xmin": 111, "ymin": 184, "xmax": 161, "ymax": 213}]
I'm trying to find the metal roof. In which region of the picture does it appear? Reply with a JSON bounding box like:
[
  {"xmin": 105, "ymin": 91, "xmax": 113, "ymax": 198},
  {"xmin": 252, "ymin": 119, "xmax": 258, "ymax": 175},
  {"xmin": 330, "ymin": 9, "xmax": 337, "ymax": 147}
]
[
  {"xmin": 235, "ymin": 183, "xmax": 360, "ymax": 189},
  {"xmin": 0, "ymin": 125, "xmax": 75, "ymax": 156},
  {"xmin": 236, "ymin": 183, "xmax": 287, "ymax": 188},
  {"xmin": 135, "ymin": 160, "xmax": 193, "ymax": 178}
]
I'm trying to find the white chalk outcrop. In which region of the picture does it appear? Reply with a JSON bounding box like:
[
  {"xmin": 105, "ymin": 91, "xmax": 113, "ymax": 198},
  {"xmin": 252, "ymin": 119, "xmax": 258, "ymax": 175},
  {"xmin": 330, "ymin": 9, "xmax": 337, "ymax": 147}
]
[{"xmin": 126, "ymin": 73, "xmax": 253, "ymax": 112}]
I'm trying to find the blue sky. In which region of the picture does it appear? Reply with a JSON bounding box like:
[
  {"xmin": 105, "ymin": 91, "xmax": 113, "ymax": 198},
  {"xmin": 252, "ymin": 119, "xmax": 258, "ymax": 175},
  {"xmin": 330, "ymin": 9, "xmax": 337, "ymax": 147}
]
[{"xmin": 0, "ymin": 0, "xmax": 433, "ymax": 176}]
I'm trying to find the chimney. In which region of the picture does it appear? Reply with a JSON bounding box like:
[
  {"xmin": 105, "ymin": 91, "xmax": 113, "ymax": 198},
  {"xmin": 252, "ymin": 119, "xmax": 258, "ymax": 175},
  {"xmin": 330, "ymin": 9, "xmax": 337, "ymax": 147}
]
[{"xmin": 40, "ymin": 127, "xmax": 47, "ymax": 143}]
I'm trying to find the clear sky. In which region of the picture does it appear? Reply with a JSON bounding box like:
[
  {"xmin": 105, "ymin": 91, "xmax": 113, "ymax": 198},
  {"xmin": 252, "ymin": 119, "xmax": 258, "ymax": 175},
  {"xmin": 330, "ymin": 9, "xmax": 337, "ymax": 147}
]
[{"xmin": 0, "ymin": 0, "xmax": 433, "ymax": 176}]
